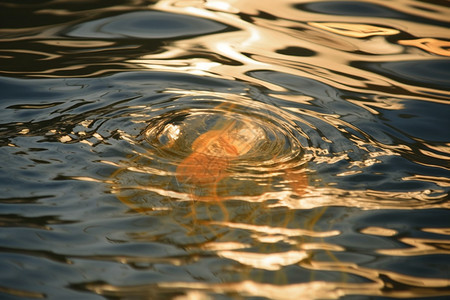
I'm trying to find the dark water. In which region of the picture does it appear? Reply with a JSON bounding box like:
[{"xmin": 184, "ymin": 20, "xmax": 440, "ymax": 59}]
[{"xmin": 1, "ymin": 0, "xmax": 449, "ymax": 299}]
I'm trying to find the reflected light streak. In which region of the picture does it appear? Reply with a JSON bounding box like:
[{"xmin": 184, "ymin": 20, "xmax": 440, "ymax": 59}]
[
  {"xmin": 129, "ymin": 57, "xmax": 223, "ymax": 78},
  {"xmin": 7, "ymin": 49, "xmax": 60, "ymax": 60},
  {"xmin": 302, "ymin": 260, "xmax": 450, "ymax": 291},
  {"xmin": 308, "ymin": 22, "xmax": 399, "ymax": 38},
  {"xmin": 210, "ymin": 221, "xmax": 340, "ymax": 238},
  {"xmin": 0, "ymin": 286, "xmax": 45, "ymax": 299},
  {"xmin": 422, "ymin": 228, "xmax": 450, "ymax": 235},
  {"xmin": 281, "ymin": 187, "xmax": 448, "ymax": 210},
  {"xmin": 403, "ymin": 175, "xmax": 450, "ymax": 187},
  {"xmin": 87, "ymin": 280, "xmax": 379, "ymax": 300},
  {"xmin": 360, "ymin": 226, "xmax": 398, "ymax": 237},
  {"xmin": 218, "ymin": 250, "xmax": 309, "ymax": 271},
  {"xmin": 200, "ymin": 241, "xmax": 251, "ymax": 251},
  {"xmin": 378, "ymin": 237, "xmax": 450, "ymax": 256},
  {"xmin": 399, "ymin": 38, "xmax": 450, "ymax": 56},
  {"xmin": 37, "ymin": 39, "xmax": 115, "ymax": 48},
  {"xmin": 87, "ymin": 277, "xmax": 450, "ymax": 300},
  {"xmin": 204, "ymin": 0, "xmax": 239, "ymax": 13}
]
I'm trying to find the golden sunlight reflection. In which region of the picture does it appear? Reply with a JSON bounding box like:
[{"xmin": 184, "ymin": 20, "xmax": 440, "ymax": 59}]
[
  {"xmin": 422, "ymin": 228, "xmax": 450, "ymax": 235},
  {"xmin": 86, "ymin": 280, "xmax": 378, "ymax": 300},
  {"xmin": 403, "ymin": 175, "xmax": 450, "ymax": 187},
  {"xmin": 0, "ymin": 287, "xmax": 45, "ymax": 299},
  {"xmin": 301, "ymin": 260, "xmax": 450, "ymax": 290},
  {"xmin": 218, "ymin": 250, "xmax": 309, "ymax": 271},
  {"xmin": 37, "ymin": 40, "xmax": 115, "ymax": 48},
  {"xmin": 280, "ymin": 187, "xmax": 448, "ymax": 210},
  {"xmin": 399, "ymin": 38, "xmax": 450, "ymax": 56},
  {"xmin": 86, "ymin": 277, "xmax": 450, "ymax": 300},
  {"xmin": 209, "ymin": 221, "xmax": 340, "ymax": 238},
  {"xmin": 360, "ymin": 226, "xmax": 398, "ymax": 237},
  {"xmin": 204, "ymin": 0, "xmax": 239, "ymax": 13},
  {"xmin": 308, "ymin": 22, "xmax": 399, "ymax": 38},
  {"xmin": 200, "ymin": 242, "xmax": 251, "ymax": 251},
  {"xmin": 130, "ymin": 0, "xmax": 450, "ymax": 102},
  {"xmin": 378, "ymin": 237, "xmax": 450, "ymax": 256}
]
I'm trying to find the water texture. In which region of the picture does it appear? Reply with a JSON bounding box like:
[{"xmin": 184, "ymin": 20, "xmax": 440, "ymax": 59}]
[{"xmin": 0, "ymin": 0, "xmax": 449, "ymax": 299}]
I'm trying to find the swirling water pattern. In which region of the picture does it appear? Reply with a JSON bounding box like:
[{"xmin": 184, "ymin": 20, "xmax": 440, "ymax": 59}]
[{"xmin": 0, "ymin": 0, "xmax": 449, "ymax": 299}]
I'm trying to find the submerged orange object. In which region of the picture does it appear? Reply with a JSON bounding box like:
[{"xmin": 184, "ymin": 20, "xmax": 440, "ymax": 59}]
[
  {"xmin": 176, "ymin": 121, "xmax": 241, "ymax": 192},
  {"xmin": 175, "ymin": 115, "xmax": 307, "ymax": 200}
]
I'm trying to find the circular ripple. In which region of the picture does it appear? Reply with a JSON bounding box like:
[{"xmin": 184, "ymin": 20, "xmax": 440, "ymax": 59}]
[
  {"xmin": 110, "ymin": 93, "xmax": 308, "ymax": 213},
  {"xmin": 143, "ymin": 101, "xmax": 304, "ymax": 168}
]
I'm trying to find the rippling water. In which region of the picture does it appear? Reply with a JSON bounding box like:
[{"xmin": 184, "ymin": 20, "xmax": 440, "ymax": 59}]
[{"xmin": 1, "ymin": 0, "xmax": 449, "ymax": 299}]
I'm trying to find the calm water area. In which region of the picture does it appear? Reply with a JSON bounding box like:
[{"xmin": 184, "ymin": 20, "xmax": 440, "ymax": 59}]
[{"xmin": 1, "ymin": 0, "xmax": 449, "ymax": 299}]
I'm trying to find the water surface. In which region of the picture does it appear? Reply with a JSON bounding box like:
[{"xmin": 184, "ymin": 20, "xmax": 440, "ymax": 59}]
[{"xmin": 1, "ymin": 0, "xmax": 449, "ymax": 299}]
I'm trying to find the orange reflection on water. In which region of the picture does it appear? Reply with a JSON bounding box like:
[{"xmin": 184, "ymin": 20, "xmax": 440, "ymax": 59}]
[
  {"xmin": 37, "ymin": 39, "xmax": 115, "ymax": 48},
  {"xmin": 86, "ymin": 274, "xmax": 450, "ymax": 300},
  {"xmin": 209, "ymin": 221, "xmax": 340, "ymax": 239},
  {"xmin": 300, "ymin": 260, "xmax": 450, "ymax": 297},
  {"xmin": 399, "ymin": 38, "xmax": 450, "ymax": 56},
  {"xmin": 308, "ymin": 22, "xmax": 399, "ymax": 38},
  {"xmin": 423, "ymin": 228, "xmax": 450, "ymax": 235},
  {"xmin": 219, "ymin": 250, "xmax": 309, "ymax": 271},
  {"xmin": 360, "ymin": 226, "xmax": 398, "ymax": 236},
  {"xmin": 378, "ymin": 237, "xmax": 450, "ymax": 256}
]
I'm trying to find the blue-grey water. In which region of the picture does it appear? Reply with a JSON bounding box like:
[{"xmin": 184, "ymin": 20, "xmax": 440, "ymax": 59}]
[{"xmin": 1, "ymin": 1, "xmax": 449, "ymax": 299}]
